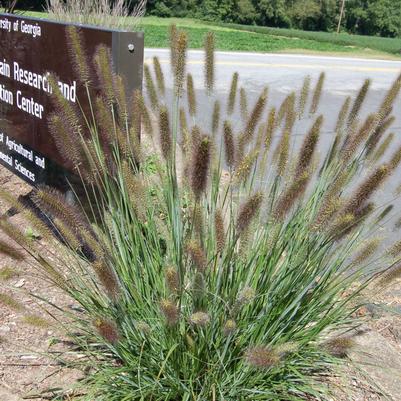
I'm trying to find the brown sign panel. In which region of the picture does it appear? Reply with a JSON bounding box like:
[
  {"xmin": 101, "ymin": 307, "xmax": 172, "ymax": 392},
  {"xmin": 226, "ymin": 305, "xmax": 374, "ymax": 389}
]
[{"xmin": 0, "ymin": 13, "xmax": 143, "ymax": 187}]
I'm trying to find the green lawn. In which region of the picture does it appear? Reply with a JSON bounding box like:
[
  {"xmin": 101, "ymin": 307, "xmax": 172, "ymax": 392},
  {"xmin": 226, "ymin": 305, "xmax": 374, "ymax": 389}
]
[{"xmin": 26, "ymin": 12, "xmax": 401, "ymax": 58}]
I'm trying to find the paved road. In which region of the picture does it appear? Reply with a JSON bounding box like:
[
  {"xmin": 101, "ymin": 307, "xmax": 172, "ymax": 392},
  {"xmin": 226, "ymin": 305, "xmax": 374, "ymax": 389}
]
[
  {"xmin": 144, "ymin": 49, "xmax": 401, "ymax": 133},
  {"xmin": 144, "ymin": 49, "xmax": 401, "ymax": 229}
]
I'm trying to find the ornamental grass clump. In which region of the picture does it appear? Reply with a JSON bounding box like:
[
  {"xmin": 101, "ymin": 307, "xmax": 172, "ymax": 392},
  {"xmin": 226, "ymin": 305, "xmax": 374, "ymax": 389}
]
[{"xmin": 2, "ymin": 26, "xmax": 401, "ymax": 400}]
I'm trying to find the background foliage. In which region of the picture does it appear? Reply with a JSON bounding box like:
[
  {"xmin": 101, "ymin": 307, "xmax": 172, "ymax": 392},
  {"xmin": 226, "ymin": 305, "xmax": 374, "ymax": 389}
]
[{"xmin": 8, "ymin": 0, "xmax": 401, "ymax": 38}]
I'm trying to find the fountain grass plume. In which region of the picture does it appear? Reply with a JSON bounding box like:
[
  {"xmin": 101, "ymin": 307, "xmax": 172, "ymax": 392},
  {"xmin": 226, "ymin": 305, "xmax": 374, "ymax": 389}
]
[
  {"xmin": 174, "ymin": 30, "xmax": 188, "ymax": 98},
  {"xmin": 240, "ymin": 87, "xmax": 248, "ymax": 121},
  {"xmin": 347, "ymin": 78, "xmax": 371, "ymax": 126},
  {"xmin": 212, "ymin": 100, "xmax": 221, "ymax": 136},
  {"xmin": 187, "ymin": 73, "xmax": 196, "ymax": 117},
  {"xmin": 159, "ymin": 106, "xmax": 172, "ymax": 161},
  {"xmin": 223, "ymin": 120, "xmax": 235, "ymax": 168},
  {"xmin": 204, "ymin": 32, "xmax": 215, "ymax": 94},
  {"xmin": 310, "ymin": 72, "xmax": 325, "ymax": 114},
  {"xmin": 144, "ymin": 64, "xmax": 158, "ymax": 110},
  {"xmin": 2, "ymin": 23, "xmax": 401, "ymax": 401},
  {"xmin": 298, "ymin": 75, "xmax": 311, "ymax": 118},
  {"xmin": 227, "ymin": 72, "xmax": 239, "ymax": 115},
  {"xmin": 153, "ymin": 56, "xmax": 166, "ymax": 96}
]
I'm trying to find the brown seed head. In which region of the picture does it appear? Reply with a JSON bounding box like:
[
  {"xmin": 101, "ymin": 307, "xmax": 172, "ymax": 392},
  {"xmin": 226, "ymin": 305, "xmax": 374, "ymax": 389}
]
[
  {"xmin": 95, "ymin": 318, "xmax": 120, "ymax": 344},
  {"xmin": 186, "ymin": 73, "xmax": 196, "ymax": 116},
  {"xmin": 159, "ymin": 106, "xmax": 172, "ymax": 161},
  {"xmin": 240, "ymin": 87, "xmax": 248, "ymax": 122},
  {"xmin": 189, "ymin": 311, "xmax": 210, "ymax": 327},
  {"xmin": 236, "ymin": 192, "xmax": 263, "ymax": 235},
  {"xmin": 227, "ymin": 72, "xmax": 239, "ymax": 115},
  {"xmin": 335, "ymin": 96, "xmax": 351, "ymax": 134},
  {"xmin": 0, "ymin": 240, "xmax": 25, "ymax": 261},
  {"xmin": 366, "ymin": 116, "xmax": 395, "ymax": 155},
  {"xmin": 93, "ymin": 45, "xmax": 115, "ymax": 104},
  {"xmin": 264, "ymin": 107, "xmax": 276, "ymax": 151},
  {"xmin": 223, "ymin": 121, "xmax": 235, "ymax": 168},
  {"xmin": 234, "ymin": 149, "xmax": 259, "ymax": 185},
  {"xmin": 174, "ymin": 30, "xmax": 188, "ymax": 97},
  {"xmin": 245, "ymin": 346, "xmax": 280, "ymax": 369},
  {"xmin": 165, "ymin": 266, "xmax": 179, "ymax": 293},
  {"xmin": 351, "ymin": 238, "xmax": 381, "ymax": 266},
  {"xmin": 296, "ymin": 115, "xmax": 322, "ymax": 175},
  {"xmin": 191, "ymin": 135, "xmax": 211, "ymax": 199},
  {"xmin": 204, "ymin": 32, "xmax": 215, "ymax": 94},
  {"xmin": 298, "ymin": 75, "xmax": 311, "ymax": 118},
  {"xmin": 144, "ymin": 64, "xmax": 158, "ymax": 110},
  {"xmin": 310, "ymin": 72, "xmax": 325, "ymax": 114},
  {"xmin": 371, "ymin": 133, "xmax": 394, "ymax": 163},
  {"xmin": 186, "ymin": 240, "xmax": 208, "ymax": 272},
  {"xmin": 214, "ymin": 209, "xmax": 226, "ymax": 254},
  {"xmin": 223, "ymin": 319, "xmax": 237, "ymax": 336},
  {"xmin": 153, "ymin": 56, "xmax": 166, "ymax": 95},
  {"xmin": 92, "ymin": 260, "xmax": 121, "ymax": 301},
  {"xmin": 274, "ymin": 172, "xmax": 310, "ymax": 220},
  {"xmin": 343, "ymin": 165, "xmax": 389, "ymax": 216},
  {"xmin": 169, "ymin": 24, "xmax": 178, "ymax": 72},
  {"xmin": 66, "ymin": 26, "xmax": 90, "ymax": 84},
  {"xmin": 347, "ymin": 78, "xmax": 371, "ymax": 126},
  {"xmin": 211, "ymin": 100, "xmax": 221, "ymax": 136},
  {"xmin": 160, "ymin": 299, "xmax": 179, "ymax": 326},
  {"xmin": 324, "ymin": 336, "xmax": 354, "ymax": 358},
  {"xmin": 241, "ymin": 87, "xmax": 268, "ymax": 146},
  {"xmin": 378, "ymin": 72, "xmax": 401, "ymax": 120},
  {"xmin": 389, "ymin": 144, "xmax": 401, "ymax": 170}
]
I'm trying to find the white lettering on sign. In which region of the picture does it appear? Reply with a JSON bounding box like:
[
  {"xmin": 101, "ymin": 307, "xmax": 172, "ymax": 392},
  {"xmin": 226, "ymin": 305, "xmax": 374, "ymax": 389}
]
[
  {"xmin": 0, "ymin": 84, "xmax": 13, "ymax": 105},
  {"xmin": 20, "ymin": 20, "xmax": 41, "ymax": 38},
  {"xmin": 0, "ymin": 17, "xmax": 11, "ymax": 33},
  {"xmin": 16, "ymin": 90, "xmax": 44, "ymax": 119},
  {"xmin": 0, "ymin": 59, "xmax": 10, "ymax": 78}
]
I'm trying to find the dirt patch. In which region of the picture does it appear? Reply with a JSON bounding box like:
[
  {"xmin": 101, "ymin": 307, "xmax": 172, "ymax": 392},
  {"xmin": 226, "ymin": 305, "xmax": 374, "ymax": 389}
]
[{"xmin": 0, "ymin": 166, "xmax": 82, "ymax": 401}]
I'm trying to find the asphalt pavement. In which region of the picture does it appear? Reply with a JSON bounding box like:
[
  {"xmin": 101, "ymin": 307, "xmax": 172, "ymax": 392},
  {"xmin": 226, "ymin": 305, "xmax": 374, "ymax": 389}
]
[{"xmin": 144, "ymin": 49, "xmax": 401, "ymax": 230}]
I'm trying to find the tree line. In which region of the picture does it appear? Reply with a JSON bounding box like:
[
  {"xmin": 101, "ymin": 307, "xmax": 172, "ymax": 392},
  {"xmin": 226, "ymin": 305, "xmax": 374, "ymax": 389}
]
[
  {"xmin": 3, "ymin": 0, "xmax": 401, "ymax": 38},
  {"xmin": 147, "ymin": 0, "xmax": 401, "ymax": 38}
]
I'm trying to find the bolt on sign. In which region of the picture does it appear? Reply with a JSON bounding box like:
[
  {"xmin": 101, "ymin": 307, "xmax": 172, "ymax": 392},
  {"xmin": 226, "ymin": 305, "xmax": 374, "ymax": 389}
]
[{"xmin": 0, "ymin": 13, "xmax": 144, "ymax": 187}]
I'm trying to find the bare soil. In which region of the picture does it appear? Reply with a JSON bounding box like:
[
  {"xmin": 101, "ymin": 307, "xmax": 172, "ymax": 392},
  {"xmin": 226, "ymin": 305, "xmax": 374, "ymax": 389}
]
[{"xmin": 0, "ymin": 164, "xmax": 401, "ymax": 401}]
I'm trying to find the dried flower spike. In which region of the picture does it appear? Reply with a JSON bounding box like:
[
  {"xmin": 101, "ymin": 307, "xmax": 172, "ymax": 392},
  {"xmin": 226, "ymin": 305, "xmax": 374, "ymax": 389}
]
[
  {"xmin": 191, "ymin": 135, "xmax": 211, "ymax": 199},
  {"xmin": 347, "ymin": 78, "xmax": 370, "ymax": 126},
  {"xmin": 223, "ymin": 319, "xmax": 237, "ymax": 336},
  {"xmin": 211, "ymin": 100, "xmax": 221, "ymax": 136},
  {"xmin": 296, "ymin": 115, "xmax": 322, "ymax": 175},
  {"xmin": 310, "ymin": 72, "xmax": 325, "ymax": 114},
  {"xmin": 214, "ymin": 209, "xmax": 226, "ymax": 254},
  {"xmin": 298, "ymin": 75, "xmax": 311, "ymax": 118},
  {"xmin": 236, "ymin": 192, "xmax": 263, "ymax": 235},
  {"xmin": 174, "ymin": 30, "xmax": 188, "ymax": 97},
  {"xmin": 160, "ymin": 299, "xmax": 179, "ymax": 326},
  {"xmin": 186, "ymin": 240, "xmax": 208, "ymax": 272},
  {"xmin": 227, "ymin": 72, "xmax": 239, "ymax": 115},
  {"xmin": 323, "ymin": 336, "xmax": 354, "ymax": 358},
  {"xmin": 223, "ymin": 121, "xmax": 235, "ymax": 168},
  {"xmin": 159, "ymin": 106, "xmax": 172, "ymax": 161},
  {"xmin": 95, "ymin": 318, "xmax": 120, "ymax": 344},
  {"xmin": 166, "ymin": 266, "xmax": 179, "ymax": 293},
  {"xmin": 245, "ymin": 346, "xmax": 280, "ymax": 369},
  {"xmin": 187, "ymin": 73, "xmax": 196, "ymax": 116},
  {"xmin": 204, "ymin": 32, "xmax": 215, "ymax": 94},
  {"xmin": 190, "ymin": 311, "xmax": 210, "ymax": 327},
  {"xmin": 153, "ymin": 56, "xmax": 166, "ymax": 96},
  {"xmin": 144, "ymin": 64, "xmax": 158, "ymax": 110}
]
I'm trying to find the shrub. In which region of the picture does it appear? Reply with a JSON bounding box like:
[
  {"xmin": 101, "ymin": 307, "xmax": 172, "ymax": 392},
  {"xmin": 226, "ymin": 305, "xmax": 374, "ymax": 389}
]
[
  {"xmin": 45, "ymin": 0, "xmax": 147, "ymax": 29},
  {"xmin": 1, "ymin": 25, "xmax": 401, "ymax": 400}
]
